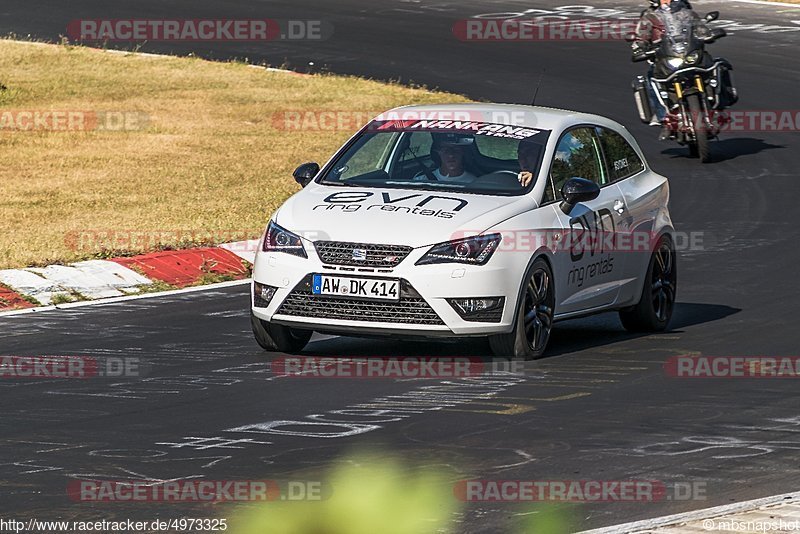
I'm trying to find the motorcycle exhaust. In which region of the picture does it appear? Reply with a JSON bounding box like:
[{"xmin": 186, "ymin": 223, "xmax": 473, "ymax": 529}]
[{"xmin": 632, "ymin": 76, "xmax": 652, "ymax": 124}]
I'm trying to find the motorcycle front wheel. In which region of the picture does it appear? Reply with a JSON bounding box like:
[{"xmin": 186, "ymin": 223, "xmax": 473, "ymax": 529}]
[{"xmin": 687, "ymin": 94, "xmax": 711, "ymax": 163}]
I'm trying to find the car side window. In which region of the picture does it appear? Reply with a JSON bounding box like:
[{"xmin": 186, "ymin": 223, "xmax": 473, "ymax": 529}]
[
  {"xmin": 596, "ymin": 127, "xmax": 645, "ymax": 181},
  {"xmin": 398, "ymin": 132, "xmax": 432, "ymax": 161},
  {"xmin": 544, "ymin": 127, "xmax": 605, "ymax": 203}
]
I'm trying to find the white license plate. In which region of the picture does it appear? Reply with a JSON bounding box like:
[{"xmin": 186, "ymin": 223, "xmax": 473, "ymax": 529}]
[{"xmin": 312, "ymin": 274, "xmax": 400, "ymax": 301}]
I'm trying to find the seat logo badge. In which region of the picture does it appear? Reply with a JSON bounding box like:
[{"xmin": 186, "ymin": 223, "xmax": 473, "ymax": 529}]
[{"xmin": 352, "ymin": 248, "xmax": 367, "ymax": 261}]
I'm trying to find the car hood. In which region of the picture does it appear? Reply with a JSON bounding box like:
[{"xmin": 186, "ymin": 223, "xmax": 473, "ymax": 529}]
[{"xmin": 274, "ymin": 184, "xmax": 536, "ymax": 248}]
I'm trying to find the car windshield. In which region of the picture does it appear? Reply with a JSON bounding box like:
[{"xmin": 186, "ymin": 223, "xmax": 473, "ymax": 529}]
[{"xmin": 318, "ymin": 119, "xmax": 551, "ymax": 196}]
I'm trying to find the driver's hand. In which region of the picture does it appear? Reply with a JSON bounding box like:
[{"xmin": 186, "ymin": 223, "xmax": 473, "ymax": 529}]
[{"xmin": 518, "ymin": 171, "xmax": 534, "ymax": 187}]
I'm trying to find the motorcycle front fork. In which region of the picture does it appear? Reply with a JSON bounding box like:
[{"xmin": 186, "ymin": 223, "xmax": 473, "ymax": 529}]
[{"xmin": 669, "ymin": 76, "xmax": 718, "ymax": 141}]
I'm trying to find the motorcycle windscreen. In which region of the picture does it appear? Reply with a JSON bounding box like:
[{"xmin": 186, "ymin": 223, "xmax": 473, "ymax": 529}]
[{"xmin": 660, "ymin": 10, "xmax": 700, "ymax": 56}]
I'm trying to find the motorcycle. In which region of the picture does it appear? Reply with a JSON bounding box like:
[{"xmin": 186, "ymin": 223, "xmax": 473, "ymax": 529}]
[{"xmin": 629, "ymin": 10, "xmax": 738, "ymax": 163}]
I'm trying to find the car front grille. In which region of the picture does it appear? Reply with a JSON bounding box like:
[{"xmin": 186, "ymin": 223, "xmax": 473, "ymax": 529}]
[
  {"xmin": 275, "ymin": 276, "xmax": 444, "ymax": 326},
  {"xmin": 314, "ymin": 241, "xmax": 413, "ymax": 268}
]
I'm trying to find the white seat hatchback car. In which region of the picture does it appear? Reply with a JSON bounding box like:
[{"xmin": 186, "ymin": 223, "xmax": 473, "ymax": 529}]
[{"xmin": 251, "ymin": 104, "xmax": 677, "ymax": 359}]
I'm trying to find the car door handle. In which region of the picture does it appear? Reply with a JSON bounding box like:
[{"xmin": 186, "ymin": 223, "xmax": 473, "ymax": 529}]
[{"xmin": 613, "ymin": 200, "xmax": 625, "ymax": 214}]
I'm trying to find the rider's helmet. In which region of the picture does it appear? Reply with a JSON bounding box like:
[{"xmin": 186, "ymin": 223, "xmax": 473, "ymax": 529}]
[{"xmin": 649, "ymin": 0, "xmax": 692, "ymax": 11}]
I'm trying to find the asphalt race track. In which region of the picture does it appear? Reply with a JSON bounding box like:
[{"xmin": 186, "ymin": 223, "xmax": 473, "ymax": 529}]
[{"xmin": 2, "ymin": 0, "xmax": 800, "ymax": 531}]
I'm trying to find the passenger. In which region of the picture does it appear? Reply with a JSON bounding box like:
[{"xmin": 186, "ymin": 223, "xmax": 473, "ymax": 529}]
[{"xmin": 517, "ymin": 141, "xmax": 541, "ymax": 187}]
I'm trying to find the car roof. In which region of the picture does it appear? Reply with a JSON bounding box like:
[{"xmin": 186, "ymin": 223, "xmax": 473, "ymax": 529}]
[{"xmin": 379, "ymin": 103, "xmax": 628, "ymax": 134}]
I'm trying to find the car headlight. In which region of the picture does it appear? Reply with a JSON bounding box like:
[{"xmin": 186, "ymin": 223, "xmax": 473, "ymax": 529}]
[
  {"xmin": 416, "ymin": 234, "xmax": 501, "ymax": 266},
  {"xmin": 667, "ymin": 57, "xmax": 685, "ymax": 69},
  {"xmin": 685, "ymin": 51, "xmax": 700, "ymax": 64},
  {"xmin": 262, "ymin": 221, "xmax": 307, "ymax": 258}
]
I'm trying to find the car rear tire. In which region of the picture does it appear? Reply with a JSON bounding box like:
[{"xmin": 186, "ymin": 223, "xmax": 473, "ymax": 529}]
[
  {"xmin": 489, "ymin": 258, "xmax": 555, "ymax": 360},
  {"xmin": 251, "ymin": 312, "xmax": 312, "ymax": 353},
  {"xmin": 619, "ymin": 235, "xmax": 677, "ymax": 332}
]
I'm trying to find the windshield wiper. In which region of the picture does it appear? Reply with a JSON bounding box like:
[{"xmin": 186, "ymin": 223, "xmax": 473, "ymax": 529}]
[
  {"xmin": 383, "ymin": 181, "xmax": 464, "ymax": 188},
  {"xmin": 319, "ymin": 180, "xmax": 360, "ymax": 187}
]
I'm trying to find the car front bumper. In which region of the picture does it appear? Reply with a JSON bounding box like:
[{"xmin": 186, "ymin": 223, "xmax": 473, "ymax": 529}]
[{"xmin": 251, "ymin": 245, "xmax": 528, "ymax": 337}]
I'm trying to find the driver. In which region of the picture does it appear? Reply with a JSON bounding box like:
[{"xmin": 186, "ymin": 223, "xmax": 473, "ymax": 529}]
[{"xmin": 415, "ymin": 133, "xmax": 477, "ymax": 182}]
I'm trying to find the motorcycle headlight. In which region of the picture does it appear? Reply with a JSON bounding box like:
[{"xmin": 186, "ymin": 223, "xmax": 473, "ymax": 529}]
[
  {"xmin": 262, "ymin": 221, "xmax": 307, "ymax": 258},
  {"xmin": 416, "ymin": 234, "xmax": 501, "ymax": 266},
  {"xmin": 667, "ymin": 57, "xmax": 685, "ymax": 69},
  {"xmin": 685, "ymin": 51, "xmax": 701, "ymax": 64}
]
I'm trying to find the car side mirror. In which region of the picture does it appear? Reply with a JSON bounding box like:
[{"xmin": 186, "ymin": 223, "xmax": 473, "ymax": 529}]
[
  {"xmin": 705, "ymin": 11, "xmax": 719, "ymax": 22},
  {"xmin": 560, "ymin": 177, "xmax": 600, "ymax": 215},
  {"xmin": 293, "ymin": 162, "xmax": 320, "ymax": 187}
]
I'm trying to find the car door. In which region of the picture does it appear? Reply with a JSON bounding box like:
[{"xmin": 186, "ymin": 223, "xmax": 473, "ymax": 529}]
[
  {"xmin": 545, "ymin": 126, "xmax": 629, "ymax": 316},
  {"xmin": 595, "ymin": 126, "xmax": 663, "ymax": 304}
]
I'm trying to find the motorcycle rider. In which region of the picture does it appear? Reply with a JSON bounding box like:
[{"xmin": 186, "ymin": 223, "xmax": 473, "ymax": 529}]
[{"xmin": 632, "ymin": 0, "xmax": 706, "ymax": 138}]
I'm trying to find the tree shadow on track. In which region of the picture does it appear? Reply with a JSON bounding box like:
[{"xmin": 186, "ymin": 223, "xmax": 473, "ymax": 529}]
[
  {"xmin": 661, "ymin": 137, "xmax": 784, "ymax": 162},
  {"xmin": 303, "ymin": 303, "xmax": 741, "ymax": 360}
]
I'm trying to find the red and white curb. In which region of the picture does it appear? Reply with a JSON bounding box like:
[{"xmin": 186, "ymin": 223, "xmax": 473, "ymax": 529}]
[{"xmin": 0, "ymin": 240, "xmax": 258, "ymax": 312}]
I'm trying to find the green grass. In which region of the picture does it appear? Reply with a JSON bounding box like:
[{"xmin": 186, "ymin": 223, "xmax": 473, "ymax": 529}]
[{"xmin": 0, "ymin": 39, "xmax": 471, "ymax": 269}]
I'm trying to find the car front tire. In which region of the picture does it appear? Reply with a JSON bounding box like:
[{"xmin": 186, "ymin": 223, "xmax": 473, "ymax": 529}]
[
  {"xmin": 251, "ymin": 312, "xmax": 312, "ymax": 353},
  {"xmin": 489, "ymin": 258, "xmax": 555, "ymax": 360},
  {"xmin": 619, "ymin": 235, "xmax": 677, "ymax": 332}
]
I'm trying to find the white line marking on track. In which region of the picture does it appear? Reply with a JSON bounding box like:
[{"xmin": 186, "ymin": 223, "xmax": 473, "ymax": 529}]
[
  {"xmin": 731, "ymin": 0, "xmax": 800, "ymax": 8},
  {"xmin": 578, "ymin": 491, "xmax": 800, "ymax": 533},
  {"xmin": 0, "ymin": 279, "xmax": 250, "ymax": 318}
]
